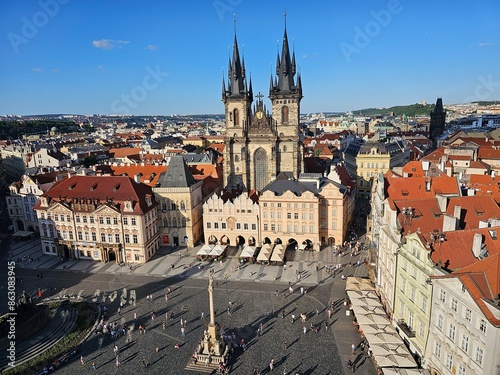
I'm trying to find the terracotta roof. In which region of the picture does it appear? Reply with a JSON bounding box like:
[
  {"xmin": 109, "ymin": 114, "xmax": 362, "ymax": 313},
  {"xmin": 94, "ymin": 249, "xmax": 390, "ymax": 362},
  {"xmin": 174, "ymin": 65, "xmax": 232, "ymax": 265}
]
[
  {"xmin": 393, "ymin": 198, "xmax": 444, "ymax": 236},
  {"xmin": 109, "ymin": 147, "xmax": 142, "ymax": 158},
  {"xmin": 103, "ymin": 164, "xmax": 166, "ymax": 186},
  {"xmin": 446, "ymin": 195, "xmax": 500, "ymax": 229},
  {"xmin": 207, "ymin": 143, "xmax": 225, "ymax": 153},
  {"xmin": 430, "ymin": 227, "xmax": 500, "ymax": 271},
  {"xmin": 434, "ymin": 253, "xmax": 500, "ymax": 326},
  {"xmin": 385, "ymin": 174, "xmax": 460, "ymax": 204},
  {"xmin": 34, "ymin": 175, "xmax": 157, "ymax": 214},
  {"xmin": 479, "ymin": 148, "xmax": 500, "ymax": 160},
  {"xmin": 400, "ymin": 161, "xmax": 444, "ymax": 177},
  {"xmin": 447, "ymin": 155, "xmax": 471, "ymax": 161},
  {"xmin": 469, "ymin": 160, "xmax": 490, "ymax": 169},
  {"xmin": 421, "ymin": 148, "xmax": 445, "ymax": 162}
]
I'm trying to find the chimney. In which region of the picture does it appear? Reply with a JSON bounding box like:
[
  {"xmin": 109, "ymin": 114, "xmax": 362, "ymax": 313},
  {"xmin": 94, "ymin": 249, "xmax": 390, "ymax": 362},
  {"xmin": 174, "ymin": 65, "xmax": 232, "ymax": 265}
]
[
  {"xmin": 317, "ymin": 179, "xmax": 320, "ymax": 190},
  {"xmin": 436, "ymin": 194, "xmax": 447, "ymax": 213},
  {"xmin": 425, "ymin": 178, "xmax": 432, "ymax": 192},
  {"xmin": 442, "ymin": 214, "xmax": 458, "ymax": 232},
  {"xmin": 453, "ymin": 205, "xmax": 461, "ymax": 220},
  {"xmin": 134, "ymin": 174, "xmax": 141, "ymax": 184},
  {"xmin": 472, "ymin": 233, "xmax": 483, "ymax": 258}
]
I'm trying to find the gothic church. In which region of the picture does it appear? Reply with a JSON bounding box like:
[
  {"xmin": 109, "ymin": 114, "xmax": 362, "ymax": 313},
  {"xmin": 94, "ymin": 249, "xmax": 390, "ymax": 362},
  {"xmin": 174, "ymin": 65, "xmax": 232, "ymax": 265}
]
[{"xmin": 222, "ymin": 22, "xmax": 303, "ymax": 192}]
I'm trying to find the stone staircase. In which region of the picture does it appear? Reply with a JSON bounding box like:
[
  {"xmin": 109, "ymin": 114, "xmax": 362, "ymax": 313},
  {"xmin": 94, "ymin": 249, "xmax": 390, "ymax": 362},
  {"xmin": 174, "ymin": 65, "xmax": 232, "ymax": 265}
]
[
  {"xmin": 0, "ymin": 308, "xmax": 78, "ymax": 372},
  {"xmin": 185, "ymin": 360, "xmax": 220, "ymax": 373}
]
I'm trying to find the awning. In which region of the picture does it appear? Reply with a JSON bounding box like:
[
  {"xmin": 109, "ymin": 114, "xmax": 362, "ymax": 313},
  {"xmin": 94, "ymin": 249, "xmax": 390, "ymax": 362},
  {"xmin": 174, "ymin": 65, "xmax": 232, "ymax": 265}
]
[
  {"xmin": 240, "ymin": 246, "xmax": 257, "ymax": 258},
  {"xmin": 270, "ymin": 246, "xmax": 285, "ymax": 262},
  {"xmin": 356, "ymin": 313, "xmax": 392, "ymax": 326},
  {"xmin": 196, "ymin": 245, "xmax": 213, "ymax": 256},
  {"xmin": 13, "ymin": 230, "xmax": 34, "ymax": 238},
  {"xmin": 346, "ymin": 277, "xmax": 376, "ymax": 292},
  {"xmin": 256, "ymin": 244, "xmax": 272, "ymax": 262},
  {"xmin": 209, "ymin": 245, "xmax": 227, "ymax": 257},
  {"xmin": 382, "ymin": 368, "xmax": 431, "ymax": 375}
]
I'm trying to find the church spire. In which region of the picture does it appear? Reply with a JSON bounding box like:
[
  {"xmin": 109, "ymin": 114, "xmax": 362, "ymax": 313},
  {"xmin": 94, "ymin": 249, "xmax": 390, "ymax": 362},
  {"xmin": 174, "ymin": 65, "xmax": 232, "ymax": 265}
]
[{"xmin": 224, "ymin": 15, "xmax": 250, "ymax": 100}]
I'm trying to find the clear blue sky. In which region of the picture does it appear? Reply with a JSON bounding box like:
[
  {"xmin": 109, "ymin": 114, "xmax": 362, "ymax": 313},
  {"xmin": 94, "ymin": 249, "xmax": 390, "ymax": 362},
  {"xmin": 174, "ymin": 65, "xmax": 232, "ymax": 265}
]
[{"xmin": 1, "ymin": 0, "xmax": 499, "ymax": 115}]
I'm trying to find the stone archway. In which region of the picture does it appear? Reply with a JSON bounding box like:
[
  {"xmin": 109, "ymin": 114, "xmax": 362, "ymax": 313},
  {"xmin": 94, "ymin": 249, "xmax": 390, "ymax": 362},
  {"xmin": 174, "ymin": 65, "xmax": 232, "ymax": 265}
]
[
  {"xmin": 263, "ymin": 237, "xmax": 271, "ymax": 244},
  {"xmin": 248, "ymin": 236, "xmax": 256, "ymax": 246},
  {"xmin": 274, "ymin": 238, "xmax": 282, "ymax": 245},
  {"xmin": 328, "ymin": 237, "xmax": 336, "ymax": 246},
  {"xmin": 108, "ymin": 250, "xmax": 116, "ymax": 262},
  {"xmin": 17, "ymin": 220, "xmax": 24, "ymax": 231},
  {"xmin": 236, "ymin": 236, "xmax": 245, "ymax": 246},
  {"xmin": 220, "ymin": 235, "xmax": 230, "ymax": 245},
  {"xmin": 208, "ymin": 235, "xmax": 218, "ymax": 244},
  {"xmin": 287, "ymin": 238, "xmax": 298, "ymax": 251}
]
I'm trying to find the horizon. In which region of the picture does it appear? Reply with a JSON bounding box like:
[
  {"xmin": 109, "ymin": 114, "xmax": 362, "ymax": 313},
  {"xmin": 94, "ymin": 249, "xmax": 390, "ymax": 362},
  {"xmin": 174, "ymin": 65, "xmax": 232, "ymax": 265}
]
[{"xmin": 2, "ymin": 1, "xmax": 500, "ymax": 116}]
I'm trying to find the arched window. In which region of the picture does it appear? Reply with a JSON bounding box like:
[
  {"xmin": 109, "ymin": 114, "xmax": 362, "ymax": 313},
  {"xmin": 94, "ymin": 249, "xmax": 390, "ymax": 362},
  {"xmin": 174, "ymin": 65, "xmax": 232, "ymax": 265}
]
[
  {"xmin": 180, "ymin": 201, "xmax": 186, "ymax": 211},
  {"xmin": 163, "ymin": 218, "xmax": 168, "ymax": 227},
  {"xmin": 283, "ymin": 145, "xmax": 287, "ymax": 152},
  {"xmin": 172, "ymin": 217, "xmax": 178, "ymax": 227},
  {"xmin": 235, "ymin": 155, "xmax": 240, "ymax": 162},
  {"xmin": 171, "ymin": 201, "xmax": 176, "ymax": 210},
  {"xmin": 233, "ymin": 108, "xmax": 239, "ymax": 126},
  {"xmin": 161, "ymin": 200, "xmax": 167, "ymax": 210},
  {"xmin": 254, "ymin": 148, "xmax": 268, "ymax": 191},
  {"xmin": 281, "ymin": 106, "xmax": 289, "ymax": 123},
  {"xmin": 182, "ymin": 218, "xmax": 187, "ymax": 227}
]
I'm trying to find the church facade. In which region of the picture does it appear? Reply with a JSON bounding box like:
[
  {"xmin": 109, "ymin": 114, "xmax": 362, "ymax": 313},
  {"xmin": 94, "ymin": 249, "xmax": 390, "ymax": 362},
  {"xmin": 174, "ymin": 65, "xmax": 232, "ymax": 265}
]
[{"xmin": 222, "ymin": 24, "xmax": 303, "ymax": 192}]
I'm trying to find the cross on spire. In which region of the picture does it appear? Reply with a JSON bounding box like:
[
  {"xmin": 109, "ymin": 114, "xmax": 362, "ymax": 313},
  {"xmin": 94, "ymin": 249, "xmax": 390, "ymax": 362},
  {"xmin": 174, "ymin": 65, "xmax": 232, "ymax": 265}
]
[{"xmin": 256, "ymin": 92, "xmax": 264, "ymax": 102}]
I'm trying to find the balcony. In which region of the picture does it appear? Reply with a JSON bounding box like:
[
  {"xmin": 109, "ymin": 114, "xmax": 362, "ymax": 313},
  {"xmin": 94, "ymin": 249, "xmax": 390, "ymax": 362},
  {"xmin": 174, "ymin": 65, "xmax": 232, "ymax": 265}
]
[{"xmin": 396, "ymin": 320, "xmax": 415, "ymax": 338}]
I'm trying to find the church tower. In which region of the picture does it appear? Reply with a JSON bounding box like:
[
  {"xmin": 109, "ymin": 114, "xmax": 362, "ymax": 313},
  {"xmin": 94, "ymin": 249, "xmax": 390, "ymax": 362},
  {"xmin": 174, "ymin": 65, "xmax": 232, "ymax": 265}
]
[
  {"xmin": 222, "ymin": 30, "xmax": 253, "ymax": 191},
  {"xmin": 269, "ymin": 19, "xmax": 303, "ymax": 179}
]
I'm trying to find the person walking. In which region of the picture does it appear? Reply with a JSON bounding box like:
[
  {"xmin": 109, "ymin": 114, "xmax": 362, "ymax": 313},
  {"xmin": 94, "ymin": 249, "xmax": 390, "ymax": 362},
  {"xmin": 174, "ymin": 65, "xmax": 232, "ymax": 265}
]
[
  {"xmin": 284, "ymin": 340, "xmax": 288, "ymax": 350},
  {"xmin": 303, "ymin": 326, "xmax": 307, "ymax": 334},
  {"xmin": 201, "ymin": 311, "xmax": 205, "ymax": 320},
  {"xmin": 80, "ymin": 355, "xmax": 84, "ymax": 365},
  {"xmin": 291, "ymin": 314, "xmax": 296, "ymax": 323},
  {"xmin": 351, "ymin": 343, "xmax": 356, "ymax": 354},
  {"xmin": 181, "ymin": 326, "xmax": 185, "ymax": 337},
  {"xmin": 91, "ymin": 361, "xmax": 96, "ymax": 370},
  {"xmin": 269, "ymin": 358, "xmax": 275, "ymax": 371}
]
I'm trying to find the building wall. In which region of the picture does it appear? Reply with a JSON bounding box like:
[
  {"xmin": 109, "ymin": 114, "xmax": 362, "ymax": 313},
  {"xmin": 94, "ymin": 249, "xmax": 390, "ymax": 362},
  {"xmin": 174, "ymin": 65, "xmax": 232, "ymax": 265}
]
[
  {"xmin": 202, "ymin": 192, "xmax": 260, "ymax": 246},
  {"xmin": 393, "ymin": 232, "xmax": 434, "ymax": 365},
  {"xmin": 154, "ymin": 181, "xmax": 203, "ymax": 248},
  {"xmin": 426, "ymin": 278, "xmax": 498, "ymax": 375}
]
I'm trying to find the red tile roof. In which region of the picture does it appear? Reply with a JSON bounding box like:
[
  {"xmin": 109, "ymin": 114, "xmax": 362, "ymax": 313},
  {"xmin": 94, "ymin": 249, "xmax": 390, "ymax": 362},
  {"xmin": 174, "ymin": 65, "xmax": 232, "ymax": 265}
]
[
  {"xmin": 109, "ymin": 147, "xmax": 142, "ymax": 158},
  {"xmin": 446, "ymin": 195, "xmax": 500, "ymax": 230},
  {"xmin": 34, "ymin": 175, "xmax": 157, "ymax": 214}
]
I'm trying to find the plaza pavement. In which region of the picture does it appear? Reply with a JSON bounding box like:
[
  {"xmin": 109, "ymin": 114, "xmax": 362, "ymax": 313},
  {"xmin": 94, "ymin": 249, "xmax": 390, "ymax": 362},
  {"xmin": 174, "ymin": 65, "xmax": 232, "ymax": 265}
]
[{"xmin": 9, "ymin": 239, "xmax": 377, "ymax": 374}]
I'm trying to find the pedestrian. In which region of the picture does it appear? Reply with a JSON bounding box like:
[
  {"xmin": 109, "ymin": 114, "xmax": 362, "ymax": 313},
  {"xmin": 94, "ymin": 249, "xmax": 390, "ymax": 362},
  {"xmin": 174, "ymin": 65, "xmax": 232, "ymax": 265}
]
[
  {"xmin": 162, "ymin": 321, "xmax": 166, "ymax": 330},
  {"xmin": 269, "ymin": 358, "xmax": 275, "ymax": 371},
  {"xmin": 165, "ymin": 294, "xmax": 168, "ymax": 302},
  {"xmin": 142, "ymin": 357, "xmax": 148, "ymax": 367},
  {"xmin": 281, "ymin": 309, "xmax": 285, "ymax": 319},
  {"xmin": 303, "ymin": 326, "xmax": 307, "ymax": 334},
  {"xmin": 227, "ymin": 306, "xmax": 231, "ymax": 315},
  {"xmin": 201, "ymin": 311, "xmax": 205, "ymax": 320},
  {"xmin": 134, "ymin": 312, "xmax": 137, "ymax": 320},
  {"xmin": 325, "ymin": 322, "xmax": 329, "ymax": 331},
  {"xmin": 155, "ymin": 346, "xmax": 159, "ymax": 353},
  {"xmin": 181, "ymin": 326, "xmax": 185, "ymax": 336},
  {"xmin": 284, "ymin": 340, "xmax": 288, "ymax": 349},
  {"xmin": 288, "ymin": 286, "xmax": 293, "ymax": 294},
  {"xmin": 80, "ymin": 355, "xmax": 84, "ymax": 365},
  {"xmin": 115, "ymin": 355, "xmax": 120, "ymax": 367},
  {"xmin": 328, "ymin": 308, "xmax": 332, "ymax": 319},
  {"xmin": 92, "ymin": 361, "xmax": 96, "ymax": 370},
  {"xmin": 291, "ymin": 314, "xmax": 295, "ymax": 323},
  {"xmin": 205, "ymin": 356, "xmax": 210, "ymax": 367},
  {"xmin": 113, "ymin": 344, "xmax": 118, "ymax": 355},
  {"xmin": 351, "ymin": 343, "xmax": 356, "ymax": 354},
  {"xmin": 258, "ymin": 322, "xmax": 263, "ymax": 336},
  {"xmin": 300, "ymin": 286, "xmax": 304, "ymax": 295},
  {"xmin": 118, "ymin": 307, "xmax": 121, "ymax": 316},
  {"xmin": 275, "ymin": 289, "xmax": 279, "ymax": 297}
]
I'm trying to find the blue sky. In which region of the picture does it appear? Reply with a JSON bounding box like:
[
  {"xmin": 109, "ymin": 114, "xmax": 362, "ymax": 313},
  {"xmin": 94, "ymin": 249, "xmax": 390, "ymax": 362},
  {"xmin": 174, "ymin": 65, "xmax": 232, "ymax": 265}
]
[{"xmin": 1, "ymin": 0, "xmax": 499, "ymax": 115}]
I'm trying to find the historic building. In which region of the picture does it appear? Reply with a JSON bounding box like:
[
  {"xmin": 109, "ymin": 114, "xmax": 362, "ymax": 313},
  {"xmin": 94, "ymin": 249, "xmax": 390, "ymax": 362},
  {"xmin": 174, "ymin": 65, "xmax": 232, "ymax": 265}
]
[
  {"xmin": 153, "ymin": 156, "xmax": 204, "ymax": 248},
  {"xmin": 429, "ymin": 97, "xmax": 446, "ymax": 146},
  {"xmin": 33, "ymin": 175, "xmax": 159, "ymax": 264},
  {"xmin": 222, "ymin": 23, "xmax": 303, "ymax": 192}
]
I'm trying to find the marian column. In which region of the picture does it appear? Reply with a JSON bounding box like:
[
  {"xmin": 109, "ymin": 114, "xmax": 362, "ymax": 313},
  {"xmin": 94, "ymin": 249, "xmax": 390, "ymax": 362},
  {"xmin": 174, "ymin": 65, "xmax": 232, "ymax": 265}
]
[{"xmin": 202, "ymin": 273, "xmax": 222, "ymax": 356}]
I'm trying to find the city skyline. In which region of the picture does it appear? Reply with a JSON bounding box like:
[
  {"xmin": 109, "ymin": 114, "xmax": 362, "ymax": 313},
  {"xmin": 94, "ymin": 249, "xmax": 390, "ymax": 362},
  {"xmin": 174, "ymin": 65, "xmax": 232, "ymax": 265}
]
[{"xmin": 1, "ymin": 0, "xmax": 500, "ymax": 116}]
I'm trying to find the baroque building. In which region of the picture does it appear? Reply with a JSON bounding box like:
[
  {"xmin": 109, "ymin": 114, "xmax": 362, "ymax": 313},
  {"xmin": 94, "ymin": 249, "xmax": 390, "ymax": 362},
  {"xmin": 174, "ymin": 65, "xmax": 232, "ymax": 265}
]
[{"xmin": 222, "ymin": 23, "xmax": 303, "ymax": 192}]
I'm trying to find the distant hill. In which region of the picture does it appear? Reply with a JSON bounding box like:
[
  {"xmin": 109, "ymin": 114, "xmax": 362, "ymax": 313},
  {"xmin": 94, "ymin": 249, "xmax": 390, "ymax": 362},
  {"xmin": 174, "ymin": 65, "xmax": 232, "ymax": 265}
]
[{"xmin": 352, "ymin": 103, "xmax": 434, "ymax": 117}]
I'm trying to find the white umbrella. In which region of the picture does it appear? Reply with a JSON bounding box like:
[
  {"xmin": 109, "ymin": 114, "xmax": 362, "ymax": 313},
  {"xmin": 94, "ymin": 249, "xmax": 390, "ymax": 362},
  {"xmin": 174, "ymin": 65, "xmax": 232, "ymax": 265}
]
[
  {"xmin": 356, "ymin": 313, "xmax": 391, "ymax": 326},
  {"xmin": 346, "ymin": 277, "xmax": 376, "ymax": 292},
  {"xmin": 360, "ymin": 324, "xmax": 398, "ymax": 335},
  {"xmin": 240, "ymin": 246, "xmax": 256, "ymax": 258},
  {"xmin": 351, "ymin": 304, "xmax": 386, "ymax": 316},
  {"xmin": 373, "ymin": 353, "xmax": 417, "ymax": 368},
  {"xmin": 364, "ymin": 331, "xmax": 402, "ymax": 345},
  {"xmin": 196, "ymin": 245, "xmax": 213, "ymax": 256}
]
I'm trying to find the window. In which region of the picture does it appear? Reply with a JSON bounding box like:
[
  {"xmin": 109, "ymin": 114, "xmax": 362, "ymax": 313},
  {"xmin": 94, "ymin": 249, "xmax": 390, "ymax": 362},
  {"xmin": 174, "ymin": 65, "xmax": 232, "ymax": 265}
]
[
  {"xmin": 287, "ymin": 213, "xmax": 292, "ymax": 219},
  {"xmin": 479, "ymin": 319, "xmax": 486, "ymax": 334},
  {"xmin": 475, "ymin": 347, "xmax": 483, "ymax": 365},
  {"xmin": 439, "ymin": 289, "xmax": 446, "ymax": 303},
  {"xmin": 101, "ymin": 233, "xmax": 106, "ymax": 242},
  {"xmin": 131, "ymin": 217, "xmax": 136, "ymax": 226},
  {"xmin": 264, "ymin": 224, "xmax": 268, "ymax": 231},
  {"xmin": 67, "ymin": 215, "xmax": 71, "ymax": 222},
  {"xmin": 278, "ymin": 224, "xmax": 282, "ymax": 232},
  {"xmin": 108, "ymin": 234, "xmax": 113, "ymax": 243},
  {"xmin": 244, "ymin": 223, "xmax": 248, "ymax": 230},
  {"xmin": 448, "ymin": 323, "xmax": 456, "ymax": 341},
  {"xmin": 409, "ymin": 286, "xmax": 415, "ymax": 302},
  {"xmin": 310, "ymin": 226, "xmax": 314, "ymax": 233},
  {"xmin": 85, "ymin": 232, "xmax": 89, "ymax": 241},
  {"xmin": 461, "ymin": 334, "xmax": 469, "ymax": 353},
  {"xmin": 302, "ymin": 213, "xmax": 306, "ymax": 220},
  {"xmin": 133, "ymin": 234, "xmax": 138, "ymax": 244},
  {"xmin": 78, "ymin": 232, "xmax": 83, "ymax": 241},
  {"xmin": 461, "ymin": 308, "xmax": 473, "ymax": 325},
  {"xmin": 309, "ymin": 213, "xmax": 314, "ymax": 220},
  {"xmin": 434, "ymin": 342, "xmax": 441, "ymax": 358},
  {"xmin": 400, "ymin": 279, "xmax": 406, "ymax": 293},
  {"xmin": 54, "ymin": 214, "xmax": 59, "ymax": 221},
  {"xmin": 82, "ymin": 215, "xmax": 87, "ymax": 223},
  {"xmin": 263, "ymin": 212, "xmax": 268, "ymax": 219},
  {"xmin": 69, "ymin": 231, "xmax": 73, "ymax": 240},
  {"xmin": 421, "ymin": 296, "xmax": 427, "ymax": 312},
  {"xmin": 399, "ymin": 300, "xmax": 405, "ymax": 315},
  {"xmin": 113, "ymin": 217, "xmax": 118, "ymax": 225},
  {"xmin": 458, "ymin": 365, "xmax": 466, "ymax": 375},
  {"xmin": 75, "ymin": 215, "xmax": 80, "ymax": 223},
  {"xmin": 437, "ymin": 314, "xmax": 443, "ymax": 331},
  {"xmin": 206, "ymin": 222, "xmax": 211, "ymax": 229},
  {"xmin": 221, "ymin": 223, "xmax": 226, "ymax": 229},
  {"xmin": 115, "ymin": 234, "xmax": 120, "ymax": 242},
  {"xmin": 99, "ymin": 217, "xmax": 104, "ymax": 224},
  {"xmin": 451, "ymin": 297, "xmax": 458, "ymax": 312},
  {"xmin": 271, "ymin": 224, "xmax": 275, "ymax": 231},
  {"xmin": 445, "ymin": 353, "xmax": 453, "ymax": 369},
  {"xmin": 270, "ymin": 212, "xmax": 275, "ymax": 219},
  {"xmin": 294, "ymin": 213, "xmax": 298, "ymax": 220},
  {"xmin": 106, "ymin": 217, "xmax": 111, "ymax": 225},
  {"xmin": 214, "ymin": 223, "xmax": 219, "ymax": 229},
  {"xmin": 90, "ymin": 215, "xmax": 94, "ymax": 223},
  {"xmin": 252, "ymin": 223, "xmax": 256, "ymax": 230},
  {"xmin": 92, "ymin": 232, "xmax": 97, "ymax": 242},
  {"xmin": 418, "ymin": 321, "xmax": 425, "ymax": 338},
  {"xmin": 125, "ymin": 234, "xmax": 130, "ymax": 243}
]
